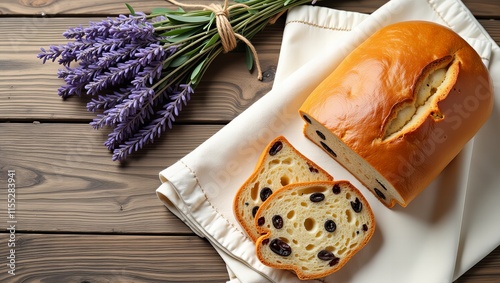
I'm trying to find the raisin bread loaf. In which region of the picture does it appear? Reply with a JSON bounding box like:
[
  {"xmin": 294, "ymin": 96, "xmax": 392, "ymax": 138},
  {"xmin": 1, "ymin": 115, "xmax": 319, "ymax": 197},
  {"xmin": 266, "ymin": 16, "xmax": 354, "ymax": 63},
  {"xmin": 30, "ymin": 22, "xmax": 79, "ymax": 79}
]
[
  {"xmin": 254, "ymin": 181, "xmax": 375, "ymax": 280},
  {"xmin": 233, "ymin": 136, "xmax": 333, "ymax": 242},
  {"xmin": 299, "ymin": 21, "xmax": 493, "ymax": 208}
]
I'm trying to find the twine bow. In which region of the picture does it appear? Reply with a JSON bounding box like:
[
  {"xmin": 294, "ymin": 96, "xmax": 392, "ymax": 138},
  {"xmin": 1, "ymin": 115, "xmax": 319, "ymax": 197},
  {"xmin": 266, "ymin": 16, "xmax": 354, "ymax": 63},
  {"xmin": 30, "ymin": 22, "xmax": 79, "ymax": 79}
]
[{"xmin": 168, "ymin": 0, "xmax": 263, "ymax": 80}]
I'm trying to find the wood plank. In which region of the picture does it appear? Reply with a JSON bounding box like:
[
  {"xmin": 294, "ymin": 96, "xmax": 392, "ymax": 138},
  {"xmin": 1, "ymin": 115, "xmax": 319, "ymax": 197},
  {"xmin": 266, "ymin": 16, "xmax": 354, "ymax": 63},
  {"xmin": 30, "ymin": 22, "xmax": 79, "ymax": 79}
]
[
  {"xmin": 482, "ymin": 19, "xmax": 500, "ymax": 42},
  {"xmin": 1, "ymin": 0, "xmax": 499, "ymax": 282},
  {"xmin": 0, "ymin": 233, "xmax": 497, "ymax": 282},
  {"xmin": 0, "ymin": 123, "xmax": 499, "ymax": 281},
  {"xmin": 457, "ymin": 248, "xmax": 500, "ymax": 282},
  {"xmin": 1, "ymin": 17, "xmax": 499, "ymax": 122},
  {"xmin": 0, "ymin": 17, "xmax": 277, "ymax": 122},
  {"xmin": 0, "ymin": 126, "xmax": 499, "ymax": 279},
  {"xmin": 0, "ymin": 123, "xmax": 224, "ymax": 234},
  {"xmin": 0, "ymin": 0, "xmax": 498, "ymax": 17},
  {"xmin": 0, "ymin": 234, "xmax": 228, "ymax": 282}
]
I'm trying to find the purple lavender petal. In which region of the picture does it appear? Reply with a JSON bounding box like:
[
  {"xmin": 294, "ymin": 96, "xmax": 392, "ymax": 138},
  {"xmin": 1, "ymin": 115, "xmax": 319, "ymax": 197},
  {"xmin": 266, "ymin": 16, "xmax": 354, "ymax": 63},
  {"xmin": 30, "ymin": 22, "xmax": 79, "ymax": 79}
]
[
  {"xmin": 57, "ymin": 42, "xmax": 144, "ymax": 98},
  {"xmin": 83, "ymin": 13, "xmax": 148, "ymax": 41},
  {"xmin": 131, "ymin": 61, "xmax": 164, "ymax": 88},
  {"xmin": 97, "ymin": 43, "xmax": 141, "ymax": 69},
  {"xmin": 109, "ymin": 20, "xmax": 155, "ymax": 42},
  {"xmin": 76, "ymin": 38, "xmax": 130, "ymax": 64},
  {"xmin": 87, "ymin": 88, "xmax": 130, "ymax": 112},
  {"xmin": 111, "ymin": 84, "xmax": 193, "ymax": 161},
  {"xmin": 84, "ymin": 43, "xmax": 167, "ymax": 95},
  {"xmin": 38, "ymin": 44, "xmax": 70, "ymax": 66},
  {"xmin": 104, "ymin": 101, "xmax": 157, "ymax": 151},
  {"xmin": 38, "ymin": 11, "xmax": 191, "ymax": 161},
  {"xmin": 57, "ymin": 84, "xmax": 79, "ymax": 98},
  {"xmin": 39, "ymin": 12, "xmax": 162, "ymax": 68},
  {"xmin": 56, "ymin": 62, "xmax": 99, "ymax": 97},
  {"xmin": 92, "ymin": 87, "xmax": 155, "ymax": 128},
  {"xmin": 62, "ymin": 25, "xmax": 85, "ymax": 39}
]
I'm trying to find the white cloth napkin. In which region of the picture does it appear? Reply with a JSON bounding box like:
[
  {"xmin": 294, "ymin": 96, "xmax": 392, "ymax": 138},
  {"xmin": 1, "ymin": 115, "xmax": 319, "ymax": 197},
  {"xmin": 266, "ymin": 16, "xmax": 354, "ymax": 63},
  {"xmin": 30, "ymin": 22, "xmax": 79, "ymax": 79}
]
[{"xmin": 156, "ymin": 0, "xmax": 500, "ymax": 282}]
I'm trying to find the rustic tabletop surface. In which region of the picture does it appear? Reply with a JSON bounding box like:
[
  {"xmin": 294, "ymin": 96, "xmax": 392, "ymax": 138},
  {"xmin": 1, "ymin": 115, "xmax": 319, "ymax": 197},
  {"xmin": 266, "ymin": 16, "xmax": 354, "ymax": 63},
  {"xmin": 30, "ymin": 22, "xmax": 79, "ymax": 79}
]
[{"xmin": 0, "ymin": 0, "xmax": 499, "ymax": 282}]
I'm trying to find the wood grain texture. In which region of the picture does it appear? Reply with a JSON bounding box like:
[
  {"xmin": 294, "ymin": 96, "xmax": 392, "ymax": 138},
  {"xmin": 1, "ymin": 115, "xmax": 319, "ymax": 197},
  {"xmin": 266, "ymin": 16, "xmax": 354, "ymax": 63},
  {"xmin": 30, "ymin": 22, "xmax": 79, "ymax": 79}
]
[
  {"xmin": 0, "ymin": 233, "xmax": 497, "ymax": 282},
  {"xmin": 0, "ymin": 234, "xmax": 229, "ymax": 282},
  {"xmin": 1, "ymin": 123, "xmax": 500, "ymax": 281},
  {"xmin": 0, "ymin": 0, "xmax": 498, "ymax": 17},
  {"xmin": 1, "ymin": 0, "xmax": 499, "ymax": 282},
  {"xmin": 0, "ymin": 123, "xmax": 223, "ymax": 234},
  {"xmin": 0, "ymin": 17, "xmax": 499, "ymax": 122},
  {"xmin": 0, "ymin": 17, "xmax": 277, "ymax": 122},
  {"xmin": 457, "ymin": 248, "xmax": 500, "ymax": 282}
]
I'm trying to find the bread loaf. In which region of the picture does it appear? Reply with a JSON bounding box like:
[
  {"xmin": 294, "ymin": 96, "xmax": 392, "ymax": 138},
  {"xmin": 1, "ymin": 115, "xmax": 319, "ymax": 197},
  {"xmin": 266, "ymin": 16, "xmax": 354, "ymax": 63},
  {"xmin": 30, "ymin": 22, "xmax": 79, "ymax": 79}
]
[
  {"xmin": 254, "ymin": 181, "xmax": 375, "ymax": 280},
  {"xmin": 299, "ymin": 21, "xmax": 494, "ymax": 208},
  {"xmin": 233, "ymin": 136, "xmax": 333, "ymax": 242}
]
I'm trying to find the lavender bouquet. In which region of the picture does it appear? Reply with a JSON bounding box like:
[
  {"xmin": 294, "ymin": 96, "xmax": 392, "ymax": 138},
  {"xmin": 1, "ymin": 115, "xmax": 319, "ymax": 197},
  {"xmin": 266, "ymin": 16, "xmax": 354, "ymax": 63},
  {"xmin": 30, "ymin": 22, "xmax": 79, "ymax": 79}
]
[{"xmin": 38, "ymin": 0, "xmax": 316, "ymax": 161}]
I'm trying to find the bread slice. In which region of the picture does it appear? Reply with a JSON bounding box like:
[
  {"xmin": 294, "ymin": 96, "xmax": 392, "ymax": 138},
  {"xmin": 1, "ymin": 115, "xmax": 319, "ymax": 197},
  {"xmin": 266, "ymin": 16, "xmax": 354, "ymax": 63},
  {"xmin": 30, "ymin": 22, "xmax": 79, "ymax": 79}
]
[
  {"xmin": 233, "ymin": 136, "xmax": 333, "ymax": 242},
  {"xmin": 254, "ymin": 181, "xmax": 375, "ymax": 280}
]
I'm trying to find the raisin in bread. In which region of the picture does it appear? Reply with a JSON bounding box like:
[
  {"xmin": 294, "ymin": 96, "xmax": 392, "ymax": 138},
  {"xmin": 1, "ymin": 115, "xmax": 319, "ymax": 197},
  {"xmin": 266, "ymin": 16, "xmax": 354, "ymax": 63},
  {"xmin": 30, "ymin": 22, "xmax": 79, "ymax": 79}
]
[
  {"xmin": 233, "ymin": 136, "xmax": 333, "ymax": 242},
  {"xmin": 254, "ymin": 181, "xmax": 375, "ymax": 280},
  {"xmin": 299, "ymin": 21, "xmax": 493, "ymax": 208}
]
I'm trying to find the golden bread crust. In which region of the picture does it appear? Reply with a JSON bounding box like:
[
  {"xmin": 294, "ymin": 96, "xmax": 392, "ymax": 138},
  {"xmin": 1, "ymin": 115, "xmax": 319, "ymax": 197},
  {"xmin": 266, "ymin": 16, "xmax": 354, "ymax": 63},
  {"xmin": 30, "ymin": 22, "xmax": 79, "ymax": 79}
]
[{"xmin": 299, "ymin": 21, "xmax": 493, "ymax": 207}]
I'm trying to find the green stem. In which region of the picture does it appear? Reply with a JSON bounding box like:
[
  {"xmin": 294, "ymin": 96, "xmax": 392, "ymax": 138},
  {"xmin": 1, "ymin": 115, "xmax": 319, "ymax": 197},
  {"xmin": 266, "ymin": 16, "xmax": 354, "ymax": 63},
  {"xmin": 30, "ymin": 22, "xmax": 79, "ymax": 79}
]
[
  {"xmin": 152, "ymin": 42, "xmax": 221, "ymax": 92},
  {"xmin": 154, "ymin": 22, "xmax": 196, "ymax": 31},
  {"xmin": 149, "ymin": 0, "xmax": 315, "ymax": 115}
]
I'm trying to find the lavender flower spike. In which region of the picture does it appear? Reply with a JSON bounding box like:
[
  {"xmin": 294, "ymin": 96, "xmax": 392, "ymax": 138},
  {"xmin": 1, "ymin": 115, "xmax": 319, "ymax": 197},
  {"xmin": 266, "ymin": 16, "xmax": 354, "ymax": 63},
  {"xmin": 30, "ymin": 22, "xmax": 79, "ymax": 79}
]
[
  {"xmin": 38, "ymin": 0, "xmax": 317, "ymax": 161},
  {"xmin": 83, "ymin": 13, "xmax": 149, "ymax": 41},
  {"xmin": 84, "ymin": 43, "xmax": 166, "ymax": 95},
  {"xmin": 62, "ymin": 25, "xmax": 85, "ymax": 40},
  {"xmin": 93, "ymin": 87, "xmax": 155, "ymax": 128},
  {"xmin": 112, "ymin": 84, "xmax": 193, "ymax": 161},
  {"xmin": 103, "ymin": 102, "xmax": 155, "ymax": 151},
  {"xmin": 37, "ymin": 42, "xmax": 88, "ymax": 66},
  {"xmin": 38, "ymin": 12, "xmax": 161, "ymax": 80},
  {"xmin": 87, "ymin": 88, "xmax": 130, "ymax": 112}
]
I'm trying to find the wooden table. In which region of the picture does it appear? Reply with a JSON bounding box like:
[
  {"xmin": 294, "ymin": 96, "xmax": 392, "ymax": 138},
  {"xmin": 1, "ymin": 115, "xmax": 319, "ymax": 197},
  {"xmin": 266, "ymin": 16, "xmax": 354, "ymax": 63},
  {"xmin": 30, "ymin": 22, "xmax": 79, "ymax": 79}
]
[{"xmin": 0, "ymin": 0, "xmax": 498, "ymax": 282}]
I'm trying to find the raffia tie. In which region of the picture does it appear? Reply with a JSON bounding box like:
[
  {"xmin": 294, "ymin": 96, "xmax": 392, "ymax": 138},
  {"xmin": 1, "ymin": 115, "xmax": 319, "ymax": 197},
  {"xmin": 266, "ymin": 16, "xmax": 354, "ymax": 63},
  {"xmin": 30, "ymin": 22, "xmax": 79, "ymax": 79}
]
[{"xmin": 168, "ymin": 0, "xmax": 263, "ymax": 80}]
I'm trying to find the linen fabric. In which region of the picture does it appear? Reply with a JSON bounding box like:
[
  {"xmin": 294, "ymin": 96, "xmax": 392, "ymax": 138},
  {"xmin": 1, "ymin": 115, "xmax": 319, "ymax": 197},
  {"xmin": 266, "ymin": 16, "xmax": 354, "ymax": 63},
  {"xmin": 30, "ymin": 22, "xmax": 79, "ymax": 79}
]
[{"xmin": 157, "ymin": 0, "xmax": 500, "ymax": 282}]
